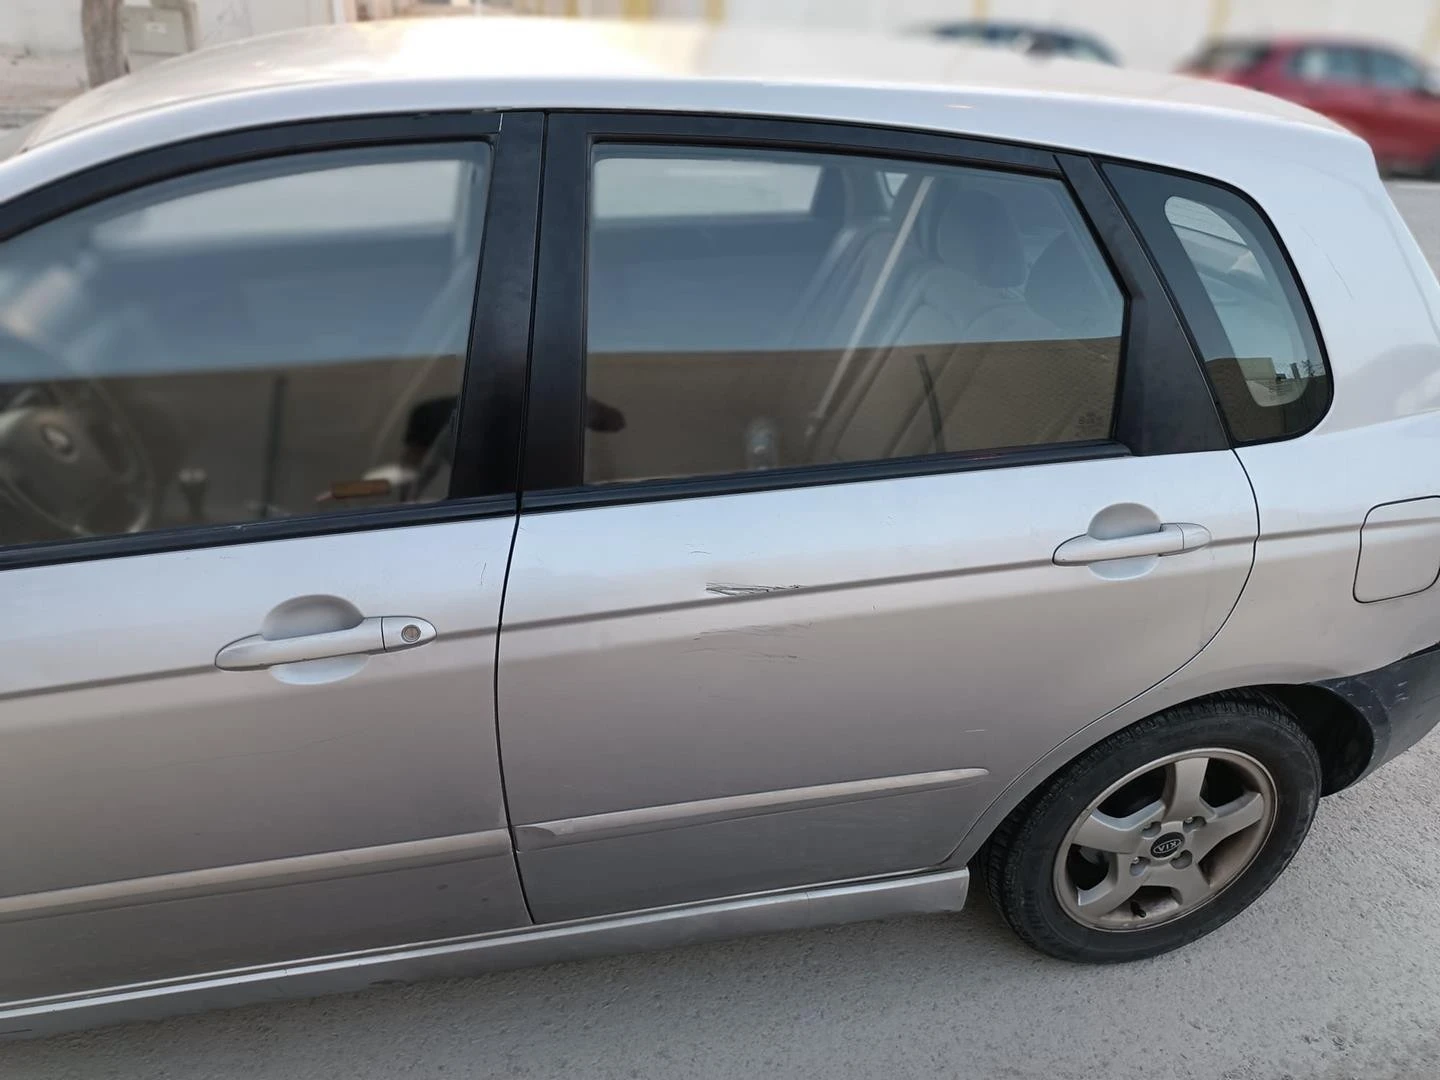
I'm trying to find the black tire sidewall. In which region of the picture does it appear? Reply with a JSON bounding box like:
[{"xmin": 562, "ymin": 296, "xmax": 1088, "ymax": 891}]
[{"xmin": 995, "ymin": 703, "xmax": 1320, "ymax": 963}]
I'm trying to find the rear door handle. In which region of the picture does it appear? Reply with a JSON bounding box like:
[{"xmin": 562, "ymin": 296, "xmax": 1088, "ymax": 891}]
[
  {"xmin": 1053, "ymin": 523, "xmax": 1212, "ymax": 566},
  {"xmin": 215, "ymin": 616, "xmax": 437, "ymax": 671}
]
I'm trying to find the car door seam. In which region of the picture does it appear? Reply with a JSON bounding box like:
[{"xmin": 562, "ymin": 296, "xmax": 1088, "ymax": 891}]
[
  {"xmin": 490, "ymin": 110, "xmax": 547, "ymax": 926},
  {"xmin": 938, "ymin": 448, "xmax": 1262, "ymax": 868}
]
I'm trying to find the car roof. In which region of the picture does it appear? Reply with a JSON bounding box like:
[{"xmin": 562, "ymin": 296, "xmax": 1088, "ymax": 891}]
[
  {"xmin": 2, "ymin": 16, "xmax": 1370, "ymax": 205},
  {"xmin": 23, "ymin": 16, "xmax": 1340, "ymax": 143}
]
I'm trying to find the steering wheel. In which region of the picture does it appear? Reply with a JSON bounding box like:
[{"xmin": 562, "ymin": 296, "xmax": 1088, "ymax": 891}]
[{"xmin": 0, "ymin": 332, "xmax": 157, "ymax": 542}]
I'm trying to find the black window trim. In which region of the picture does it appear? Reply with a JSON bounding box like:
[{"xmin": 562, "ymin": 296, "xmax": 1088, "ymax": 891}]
[
  {"xmin": 1057, "ymin": 154, "xmax": 1229, "ymax": 456},
  {"xmin": 0, "ymin": 110, "xmax": 543, "ymax": 571},
  {"xmin": 521, "ymin": 110, "xmax": 1226, "ymax": 509},
  {"xmin": 1097, "ymin": 156, "xmax": 1333, "ymax": 446}
]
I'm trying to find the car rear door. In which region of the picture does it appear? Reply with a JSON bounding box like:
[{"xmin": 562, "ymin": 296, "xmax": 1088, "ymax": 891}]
[
  {"xmin": 0, "ymin": 113, "xmax": 541, "ymax": 1004},
  {"xmin": 496, "ymin": 115, "xmax": 1258, "ymax": 923}
]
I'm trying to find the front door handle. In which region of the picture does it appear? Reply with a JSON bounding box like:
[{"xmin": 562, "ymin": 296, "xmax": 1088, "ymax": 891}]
[
  {"xmin": 1053, "ymin": 523, "xmax": 1212, "ymax": 566},
  {"xmin": 215, "ymin": 616, "xmax": 437, "ymax": 671}
]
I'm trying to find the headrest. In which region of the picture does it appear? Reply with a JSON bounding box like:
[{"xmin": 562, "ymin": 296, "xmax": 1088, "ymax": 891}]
[
  {"xmin": 1027, "ymin": 232, "xmax": 1114, "ymax": 336},
  {"xmin": 926, "ymin": 181, "xmax": 1028, "ymax": 289}
]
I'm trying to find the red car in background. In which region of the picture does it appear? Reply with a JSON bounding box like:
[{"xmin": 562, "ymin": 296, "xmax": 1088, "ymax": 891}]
[{"xmin": 1184, "ymin": 37, "xmax": 1440, "ymax": 176}]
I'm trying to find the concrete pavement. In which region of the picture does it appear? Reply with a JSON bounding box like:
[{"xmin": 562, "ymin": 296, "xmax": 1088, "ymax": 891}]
[{"xmin": 4, "ymin": 727, "xmax": 1440, "ymax": 1079}]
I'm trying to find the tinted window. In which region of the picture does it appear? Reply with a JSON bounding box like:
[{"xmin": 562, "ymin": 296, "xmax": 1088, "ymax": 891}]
[
  {"xmin": 1291, "ymin": 46, "xmax": 1367, "ymax": 84},
  {"xmin": 1106, "ymin": 164, "xmax": 1328, "ymax": 443},
  {"xmin": 931, "ymin": 23, "xmax": 986, "ymax": 42},
  {"xmin": 593, "ymin": 153, "xmax": 821, "ymax": 220},
  {"xmin": 934, "ymin": 24, "xmax": 1025, "ymax": 46},
  {"xmin": 584, "ymin": 147, "xmax": 1124, "ymax": 485},
  {"xmin": 94, "ymin": 158, "xmax": 470, "ymax": 246},
  {"xmin": 0, "ymin": 144, "xmax": 489, "ymax": 546},
  {"xmin": 1370, "ymin": 50, "xmax": 1424, "ymax": 91},
  {"xmin": 1189, "ymin": 41, "xmax": 1271, "ymax": 74},
  {"xmin": 1055, "ymin": 37, "xmax": 1117, "ymax": 64}
]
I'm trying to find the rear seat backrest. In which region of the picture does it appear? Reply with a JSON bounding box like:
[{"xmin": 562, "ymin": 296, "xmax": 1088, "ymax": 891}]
[
  {"xmin": 813, "ymin": 182, "xmax": 1121, "ymax": 461},
  {"xmin": 812, "ymin": 179, "xmax": 1032, "ymax": 461},
  {"xmin": 779, "ymin": 174, "xmax": 927, "ymax": 351},
  {"xmin": 1025, "ymin": 231, "xmax": 1117, "ymax": 339},
  {"xmin": 917, "ymin": 229, "xmax": 1121, "ymax": 452}
]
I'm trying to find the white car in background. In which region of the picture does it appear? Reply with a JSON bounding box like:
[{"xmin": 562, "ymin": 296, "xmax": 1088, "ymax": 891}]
[{"xmin": 1, "ymin": 15, "xmax": 1438, "ymax": 1037}]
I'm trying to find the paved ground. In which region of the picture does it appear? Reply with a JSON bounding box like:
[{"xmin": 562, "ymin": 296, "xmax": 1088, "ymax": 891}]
[
  {"xmin": 5, "ymin": 74, "xmax": 1440, "ymax": 1076},
  {"xmin": 2, "ymin": 728, "xmax": 1438, "ymax": 1080}
]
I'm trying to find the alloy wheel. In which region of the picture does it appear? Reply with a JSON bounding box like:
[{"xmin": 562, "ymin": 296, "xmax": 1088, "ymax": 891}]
[{"xmin": 1052, "ymin": 748, "xmax": 1278, "ymax": 931}]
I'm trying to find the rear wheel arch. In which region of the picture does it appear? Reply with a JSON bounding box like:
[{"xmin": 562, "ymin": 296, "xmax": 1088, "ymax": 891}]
[
  {"xmin": 980, "ymin": 697, "xmax": 1321, "ymax": 961},
  {"xmin": 1150, "ymin": 685, "xmax": 1375, "ymax": 797},
  {"xmin": 1251, "ymin": 683, "xmax": 1375, "ymax": 795},
  {"xmin": 958, "ymin": 681, "xmax": 1376, "ymax": 871}
]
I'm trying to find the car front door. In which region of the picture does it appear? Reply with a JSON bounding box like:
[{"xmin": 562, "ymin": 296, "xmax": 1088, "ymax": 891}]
[
  {"xmin": 0, "ymin": 113, "xmax": 541, "ymax": 1003},
  {"xmin": 496, "ymin": 115, "xmax": 1259, "ymax": 923}
]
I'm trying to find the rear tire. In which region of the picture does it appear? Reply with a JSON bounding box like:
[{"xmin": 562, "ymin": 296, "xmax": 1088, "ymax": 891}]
[{"xmin": 982, "ymin": 697, "xmax": 1320, "ymax": 963}]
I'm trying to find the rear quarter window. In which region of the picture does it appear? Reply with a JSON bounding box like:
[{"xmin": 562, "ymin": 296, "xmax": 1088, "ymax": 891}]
[{"xmin": 1104, "ymin": 164, "xmax": 1330, "ymax": 443}]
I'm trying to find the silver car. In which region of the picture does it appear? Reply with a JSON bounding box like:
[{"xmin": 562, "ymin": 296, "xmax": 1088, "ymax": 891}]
[{"xmin": 3, "ymin": 17, "xmax": 1438, "ymax": 1037}]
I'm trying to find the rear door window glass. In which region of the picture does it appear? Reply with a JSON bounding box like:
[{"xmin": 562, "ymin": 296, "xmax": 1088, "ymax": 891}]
[
  {"xmin": 1105, "ymin": 164, "xmax": 1329, "ymax": 443},
  {"xmin": 592, "ymin": 153, "xmax": 821, "ymax": 220},
  {"xmin": 584, "ymin": 146, "xmax": 1125, "ymax": 485}
]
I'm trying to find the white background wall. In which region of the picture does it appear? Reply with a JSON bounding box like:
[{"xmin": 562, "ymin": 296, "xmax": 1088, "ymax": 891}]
[
  {"xmin": 8, "ymin": 0, "xmax": 1440, "ymax": 73},
  {"xmin": 199, "ymin": 0, "xmax": 335, "ymax": 45},
  {"xmin": 0, "ymin": 0, "xmax": 335, "ymax": 54},
  {"xmin": 0, "ymin": 0, "xmax": 87, "ymax": 52}
]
